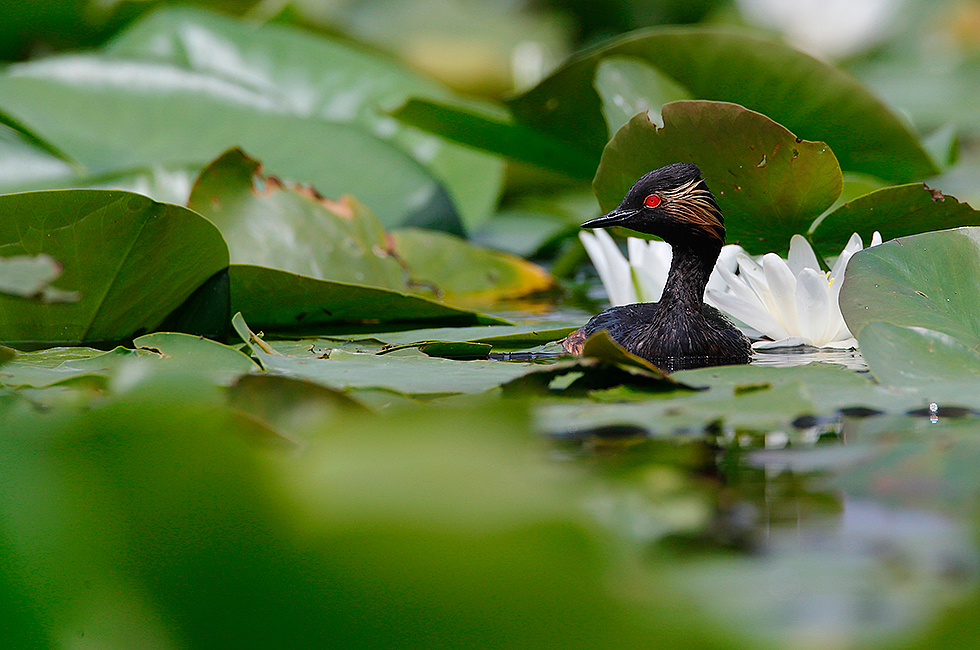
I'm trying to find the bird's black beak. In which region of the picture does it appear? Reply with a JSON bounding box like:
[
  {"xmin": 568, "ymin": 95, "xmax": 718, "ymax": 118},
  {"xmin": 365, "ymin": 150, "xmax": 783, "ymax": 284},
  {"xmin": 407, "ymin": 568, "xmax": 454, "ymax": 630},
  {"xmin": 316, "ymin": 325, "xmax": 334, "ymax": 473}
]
[{"xmin": 580, "ymin": 208, "xmax": 638, "ymax": 230}]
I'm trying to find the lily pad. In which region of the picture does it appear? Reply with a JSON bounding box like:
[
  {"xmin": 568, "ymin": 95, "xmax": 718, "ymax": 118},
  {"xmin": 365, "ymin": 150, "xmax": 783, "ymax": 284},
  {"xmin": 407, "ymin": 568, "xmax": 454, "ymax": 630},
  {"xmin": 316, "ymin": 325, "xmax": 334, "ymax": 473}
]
[
  {"xmin": 389, "ymin": 228, "xmax": 555, "ymax": 307},
  {"xmin": 0, "ymin": 60, "xmax": 461, "ymax": 230},
  {"xmin": 858, "ymin": 321, "xmax": 980, "ymax": 387},
  {"xmin": 0, "ymin": 190, "xmax": 228, "ymax": 348},
  {"xmin": 593, "ymin": 102, "xmax": 843, "ymax": 253},
  {"xmin": 229, "ymin": 266, "xmax": 507, "ymax": 334},
  {"xmin": 811, "ymin": 184, "xmax": 980, "ymax": 254},
  {"xmin": 594, "ymin": 56, "xmax": 692, "ymax": 136},
  {"xmin": 133, "ymin": 332, "xmax": 259, "ymax": 385},
  {"xmin": 839, "ymin": 227, "xmax": 980, "ymax": 347},
  {"xmin": 188, "ymin": 148, "xmax": 554, "ymax": 310},
  {"xmin": 188, "ymin": 148, "xmax": 406, "ymax": 291},
  {"xmin": 391, "ymin": 99, "xmax": 597, "ymax": 180},
  {"xmin": 233, "ymin": 313, "xmax": 533, "ymax": 395},
  {"xmin": 0, "ymin": 6, "xmax": 502, "ymax": 231},
  {"xmin": 508, "ymin": 27, "xmax": 937, "ymax": 183}
]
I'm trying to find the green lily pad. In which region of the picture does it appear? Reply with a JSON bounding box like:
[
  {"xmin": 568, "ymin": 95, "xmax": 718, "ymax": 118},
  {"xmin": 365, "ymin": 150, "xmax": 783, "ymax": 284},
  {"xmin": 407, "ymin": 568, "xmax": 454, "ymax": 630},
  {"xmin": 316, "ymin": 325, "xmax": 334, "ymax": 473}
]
[
  {"xmin": 0, "ymin": 59, "xmax": 459, "ymax": 230},
  {"xmin": 391, "ymin": 98, "xmax": 597, "ymax": 180},
  {"xmin": 227, "ymin": 373, "xmax": 368, "ymax": 443},
  {"xmin": 858, "ymin": 321, "xmax": 980, "ymax": 387},
  {"xmin": 839, "ymin": 227, "xmax": 980, "ymax": 347},
  {"xmin": 389, "ymin": 227, "xmax": 555, "ymax": 307},
  {"xmin": 594, "ymin": 56, "xmax": 692, "ymax": 137},
  {"xmin": 0, "ymin": 347, "xmax": 140, "ymax": 388},
  {"xmin": 188, "ymin": 148, "xmax": 554, "ymax": 311},
  {"xmin": 593, "ymin": 101, "xmax": 843, "ymax": 253},
  {"xmin": 811, "ymin": 184, "xmax": 980, "ymax": 254},
  {"xmin": 0, "ymin": 6, "xmax": 501, "ymax": 231},
  {"xmin": 233, "ymin": 313, "xmax": 533, "ymax": 395},
  {"xmin": 188, "ymin": 148, "xmax": 406, "ymax": 291},
  {"xmin": 0, "ymin": 190, "xmax": 228, "ymax": 348},
  {"xmin": 306, "ymin": 325, "xmax": 576, "ymax": 357},
  {"xmin": 0, "ymin": 334, "xmax": 258, "ymax": 389},
  {"xmin": 229, "ymin": 266, "xmax": 507, "ymax": 334},
  {"xmin": 509, "ymin": 27, "xmax": 937, "ymax": 183},
  {"xmin": 0, "ymin": 123, "xmax": 74, "ymax": 189},
  {"xmin": 133, "ymin": 332, "xmax": 259, "ymax": 385}
]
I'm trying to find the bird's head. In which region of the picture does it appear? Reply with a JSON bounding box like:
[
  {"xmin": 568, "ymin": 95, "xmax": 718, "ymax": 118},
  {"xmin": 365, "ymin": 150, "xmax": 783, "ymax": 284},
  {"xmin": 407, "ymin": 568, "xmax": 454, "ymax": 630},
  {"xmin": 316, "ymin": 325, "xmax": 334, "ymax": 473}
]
[{"xmin": 582, "ymin": 162, "xmax": 725, "ymax": 245}]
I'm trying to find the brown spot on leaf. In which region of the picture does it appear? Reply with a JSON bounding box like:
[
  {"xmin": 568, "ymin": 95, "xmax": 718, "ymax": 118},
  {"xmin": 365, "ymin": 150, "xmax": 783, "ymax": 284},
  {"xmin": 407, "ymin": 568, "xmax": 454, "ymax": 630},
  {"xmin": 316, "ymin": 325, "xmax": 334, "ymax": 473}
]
[
  {"xmin": 321, "ymin": 194, "xmax": 356, "ymax": 219},
  {"xmin": 914, "ymin": 290, "xmax": 928, "ymax": 298},
  {"xmin": 925, "ymin": 184, "xmax": 945, "ymax": 202}
]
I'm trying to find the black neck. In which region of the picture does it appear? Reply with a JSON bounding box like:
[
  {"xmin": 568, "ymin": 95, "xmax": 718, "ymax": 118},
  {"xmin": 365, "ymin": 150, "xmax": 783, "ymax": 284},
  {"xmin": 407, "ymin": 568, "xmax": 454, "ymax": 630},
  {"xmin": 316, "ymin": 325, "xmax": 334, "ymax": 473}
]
[{"xmin": 660, "ymin": 240, "xmax": 720, "ymax": 307}]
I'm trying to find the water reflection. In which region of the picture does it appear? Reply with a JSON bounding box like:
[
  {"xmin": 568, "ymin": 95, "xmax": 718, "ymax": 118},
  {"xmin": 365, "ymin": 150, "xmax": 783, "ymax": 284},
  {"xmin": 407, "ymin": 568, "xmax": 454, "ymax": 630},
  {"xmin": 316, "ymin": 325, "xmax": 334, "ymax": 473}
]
[
  {"xmin": 555, "ymin": 422, "xmax": 980, "ymax": 647},
  {"xmin": 752, "ymin": 345, "xmax": 868, "ymax": 371}
]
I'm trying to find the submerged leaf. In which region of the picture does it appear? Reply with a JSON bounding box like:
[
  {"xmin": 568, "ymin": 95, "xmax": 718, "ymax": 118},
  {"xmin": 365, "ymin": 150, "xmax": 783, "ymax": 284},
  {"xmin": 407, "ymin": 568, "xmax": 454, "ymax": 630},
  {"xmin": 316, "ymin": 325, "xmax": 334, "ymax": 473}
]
[
  {"xmin": 232, "ymin": 313, "xmax": 532, "ymax": 395},
  {"xmin": 188, "ymin": 148, "xmax": 553, "ymax": 317}
]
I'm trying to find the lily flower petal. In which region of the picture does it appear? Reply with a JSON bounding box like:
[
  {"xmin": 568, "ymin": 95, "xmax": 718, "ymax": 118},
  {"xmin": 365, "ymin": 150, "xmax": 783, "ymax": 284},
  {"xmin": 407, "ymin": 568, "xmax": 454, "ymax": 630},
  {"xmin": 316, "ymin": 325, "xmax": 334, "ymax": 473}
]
[
  {"xmin": 795, "ymin": 267, "xmax": 832, "ymax": 344},
  {"xmin": 788, "ymin": 234, "xmax": 820, "ymax": 275},
  {"xmin": 707, "ymin": 288, "xmax": 791, "ymax": 341},
  {"xmin": 762, "ymin": 253, "xmax": 801, "ymax": 335},
  {"xmin": 580, "ymin": 231, "xmax": 635, "ymax": 306}
]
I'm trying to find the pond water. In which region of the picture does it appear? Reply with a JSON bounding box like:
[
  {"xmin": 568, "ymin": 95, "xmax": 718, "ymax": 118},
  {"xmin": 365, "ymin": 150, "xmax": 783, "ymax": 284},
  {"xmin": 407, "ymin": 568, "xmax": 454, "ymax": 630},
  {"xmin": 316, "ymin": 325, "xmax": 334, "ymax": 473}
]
[{"xmin": 514, "ymin": 302, "xmax": 979, "ymax": 647}]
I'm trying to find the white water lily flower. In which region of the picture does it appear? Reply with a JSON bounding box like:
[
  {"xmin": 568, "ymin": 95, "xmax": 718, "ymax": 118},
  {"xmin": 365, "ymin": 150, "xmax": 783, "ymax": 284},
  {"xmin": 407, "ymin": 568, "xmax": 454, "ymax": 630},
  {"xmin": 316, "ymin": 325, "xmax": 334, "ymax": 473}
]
[
  {"xmin": 579, "ymin": 229, "xmax": 739, "ymax": 305},
  {"xmin": 580, "ymin": 229, "xmax": 882, "ymax": 350},
  {"xmin": 706, "ymin": 232, "xmax": 882, "ymax": 349}
]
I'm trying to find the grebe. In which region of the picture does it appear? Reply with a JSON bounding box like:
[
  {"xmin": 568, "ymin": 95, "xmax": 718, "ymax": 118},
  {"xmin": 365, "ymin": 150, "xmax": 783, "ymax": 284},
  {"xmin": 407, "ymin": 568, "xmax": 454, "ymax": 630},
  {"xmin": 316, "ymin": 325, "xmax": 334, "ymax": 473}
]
[{"xmin": 563, "ymin": 162, "xmax": 751, "ymax": 371}]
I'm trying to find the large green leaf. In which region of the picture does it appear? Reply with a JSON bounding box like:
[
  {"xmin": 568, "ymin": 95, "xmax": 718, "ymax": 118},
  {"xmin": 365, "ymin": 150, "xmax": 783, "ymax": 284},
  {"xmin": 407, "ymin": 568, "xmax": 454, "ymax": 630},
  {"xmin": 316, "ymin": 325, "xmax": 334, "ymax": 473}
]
[
  {"xmin": 108, "ymin": 5, "xmax": 504, "ymax": 230},
  {"xmin": 389, "ymin": 227, "xmax": 555, "ymax": 307},
  {"xmin": 391, "ymin": 98, "xmax": 598, "ymax": 179},
  {"xmin": 0, "ymin": 190, "xmax": 228, "ymax": 347},
  {"xmin": 593, "ymin": 101, "xmax": 843, "ymax": 253},
  {"xmin": 839, "ymin": 227, "xmax": 980, "ymax": 347},
  {"xmin": 0, "ymin": 60, "xmax": 461, "ymax": 230},
  {"xmin": 229, "ymin": 268, "xmax": 507, "ymax": 334},
  {"xmin": 508, "ymin": 27, "xmax": 937, "ymax": 183},
  {"xmin": 188, "ymin": 148, "xmax": 555, "ymax": 310},
  {"xmin": 233, "ymin": 313, "xmax": 534, "ymax": 395},
  {"xmin": 188, "ymin": 148, "xmax": 406, "ymax": 290},
  {"xmin": 811, "ymin": 184, "xmax": 980, "ymax": 253},
  {"xmin": 858, "ymin": 321, "xmax": 980, "ymax": 387}
]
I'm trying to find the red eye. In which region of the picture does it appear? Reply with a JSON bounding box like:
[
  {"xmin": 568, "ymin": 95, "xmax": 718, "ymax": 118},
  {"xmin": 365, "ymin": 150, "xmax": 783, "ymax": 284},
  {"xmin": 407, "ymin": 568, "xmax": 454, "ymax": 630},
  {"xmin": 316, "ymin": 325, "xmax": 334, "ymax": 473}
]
[{"xmin": 644, "ymin": 194, "xmax": 661, "ymax": 208}]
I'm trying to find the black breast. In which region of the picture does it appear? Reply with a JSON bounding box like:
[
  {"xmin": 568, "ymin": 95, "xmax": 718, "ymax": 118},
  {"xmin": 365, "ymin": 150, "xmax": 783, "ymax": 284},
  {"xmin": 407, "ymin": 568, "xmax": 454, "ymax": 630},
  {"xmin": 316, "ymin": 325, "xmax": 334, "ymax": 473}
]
[{"xmin": 573, "ymin": 301, "xmax": 751, "ymax": 372}]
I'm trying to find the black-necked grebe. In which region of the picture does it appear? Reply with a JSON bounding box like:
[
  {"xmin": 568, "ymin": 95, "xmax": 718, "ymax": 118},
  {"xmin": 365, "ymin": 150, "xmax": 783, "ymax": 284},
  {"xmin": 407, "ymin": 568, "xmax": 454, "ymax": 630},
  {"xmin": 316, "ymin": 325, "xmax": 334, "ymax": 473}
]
[{"xmin": 563, "ymin": 162, "xmax": 751, "ymax": 371}]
